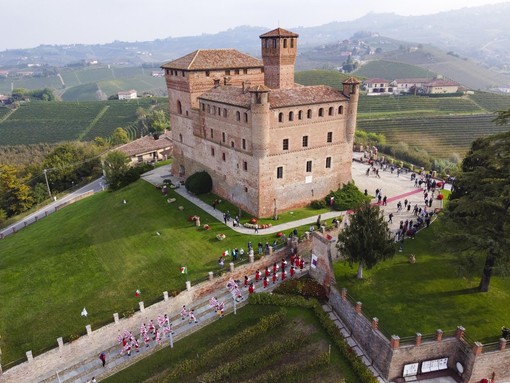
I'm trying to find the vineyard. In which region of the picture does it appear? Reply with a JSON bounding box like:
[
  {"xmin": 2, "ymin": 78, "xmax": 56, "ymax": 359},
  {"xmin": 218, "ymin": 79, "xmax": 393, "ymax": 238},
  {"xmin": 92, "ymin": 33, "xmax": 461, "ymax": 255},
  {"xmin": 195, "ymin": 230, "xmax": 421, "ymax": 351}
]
[
  {"xmin": 353, "ymin": 60, "xmax": 434, "ymax": 81},
  {"xmin": 0, "ymin": 98, "xmax": 164, "ymax": 146},
  {"xmin": 358, "ymin": 114, "xmax": 510, "ymax": 159}
]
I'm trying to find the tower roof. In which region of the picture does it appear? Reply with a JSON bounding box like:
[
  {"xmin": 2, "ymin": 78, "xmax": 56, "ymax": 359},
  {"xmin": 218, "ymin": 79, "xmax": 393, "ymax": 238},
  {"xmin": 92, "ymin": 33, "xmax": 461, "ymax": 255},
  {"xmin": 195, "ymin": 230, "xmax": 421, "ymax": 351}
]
[
  {"xmin": 161, "ymin": 49, "xmax": 262, "ymax": 71},
  {"xmin": 259, "ymin": 28, "xmax": 299, "ymax": 38}
]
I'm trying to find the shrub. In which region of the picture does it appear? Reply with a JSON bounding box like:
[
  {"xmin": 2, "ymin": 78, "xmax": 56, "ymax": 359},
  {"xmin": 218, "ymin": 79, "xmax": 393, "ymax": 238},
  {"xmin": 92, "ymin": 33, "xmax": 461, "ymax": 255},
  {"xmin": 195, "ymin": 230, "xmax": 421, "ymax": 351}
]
[
  {"xmin": 327, "ymin": 182, "xmax": 371, "ymax": 211},
  {"xmin": 310, "ymin": 199, "xmax": 327, "ymax": 209},
  {"xmin": 185, "ymin": 171, "xmax": 212, "ymax": 195},
  {"xmin": 273, "ymin": 276, "xmax": 328, "ymax": 301}
]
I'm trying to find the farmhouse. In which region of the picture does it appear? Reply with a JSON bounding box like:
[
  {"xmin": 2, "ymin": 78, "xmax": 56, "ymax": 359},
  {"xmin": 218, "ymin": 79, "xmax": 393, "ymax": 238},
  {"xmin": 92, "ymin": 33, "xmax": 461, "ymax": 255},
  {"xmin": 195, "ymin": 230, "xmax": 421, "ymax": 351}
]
[
  {"xmin": 393, "ymin": 77, "xmax": 433, "ymax": 94},
  {"xmin": 118, "ymin": 89, "xmax": 137, "ymax": 100},
  {"xmin": 162, "ymin": 28, "xmax": 360, "ymax": 217},
  {"xmin": 422, "ymin": 78, "xmax": 459, "ymax": 94},
  {"xmin": 116, "ymin": 131, "xmax": 172, "ymax": 165},
  {"xmin": 364, "ymin": 78, "xmax": 393, "ymax": 95}
]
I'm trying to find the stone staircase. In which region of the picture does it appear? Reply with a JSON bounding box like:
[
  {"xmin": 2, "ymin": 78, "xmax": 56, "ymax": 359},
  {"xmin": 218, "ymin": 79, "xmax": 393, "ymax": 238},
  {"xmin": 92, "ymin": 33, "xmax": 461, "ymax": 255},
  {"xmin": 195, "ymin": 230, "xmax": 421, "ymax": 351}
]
[{"xmin": 40, "ymin": 270, "xmax": 302, "ymax": 383}]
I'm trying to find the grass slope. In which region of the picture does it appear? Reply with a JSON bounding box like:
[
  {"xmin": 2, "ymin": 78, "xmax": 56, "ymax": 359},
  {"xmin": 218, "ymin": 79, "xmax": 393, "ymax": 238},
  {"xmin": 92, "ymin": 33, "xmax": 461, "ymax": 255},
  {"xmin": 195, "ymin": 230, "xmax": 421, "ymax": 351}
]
[
  {"xmin": 334, "ymin": 223, "xmax": 510, "ymax": 344},
  {"xmin": 353, "ymin": 60, "xmax": 434, "ymax": 80},
  {"xmin": 0, "ymin": 181, "xmax": 294, "ymax": 365}
]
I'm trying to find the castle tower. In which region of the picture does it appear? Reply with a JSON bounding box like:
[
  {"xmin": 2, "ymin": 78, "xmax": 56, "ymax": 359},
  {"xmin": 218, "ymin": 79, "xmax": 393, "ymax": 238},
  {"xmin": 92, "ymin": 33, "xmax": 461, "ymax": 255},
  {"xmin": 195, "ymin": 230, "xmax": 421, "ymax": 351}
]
[
  {"xmin": 342, "ymin": 77, "xmax": 361, "ymax": 144},
  {"xmin": 260, "ymin": 28, "xmax": 299, "ymax": 89}
]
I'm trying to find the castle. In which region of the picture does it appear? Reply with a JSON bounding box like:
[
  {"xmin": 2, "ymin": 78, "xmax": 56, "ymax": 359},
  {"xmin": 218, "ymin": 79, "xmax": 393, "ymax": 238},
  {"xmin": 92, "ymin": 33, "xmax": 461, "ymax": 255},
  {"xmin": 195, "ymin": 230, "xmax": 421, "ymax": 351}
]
[{"xmin": 162, "ymin": 28, "xmax": 360, "ymax": 217}]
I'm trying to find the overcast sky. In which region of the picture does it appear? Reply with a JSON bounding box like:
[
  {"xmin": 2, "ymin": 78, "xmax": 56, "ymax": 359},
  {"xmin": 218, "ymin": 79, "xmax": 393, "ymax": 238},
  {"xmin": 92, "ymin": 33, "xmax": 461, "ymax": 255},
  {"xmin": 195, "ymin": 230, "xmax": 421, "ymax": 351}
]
[{"xmin": 4, "ymin": 0, "xmax": 509, "ymax": 51}]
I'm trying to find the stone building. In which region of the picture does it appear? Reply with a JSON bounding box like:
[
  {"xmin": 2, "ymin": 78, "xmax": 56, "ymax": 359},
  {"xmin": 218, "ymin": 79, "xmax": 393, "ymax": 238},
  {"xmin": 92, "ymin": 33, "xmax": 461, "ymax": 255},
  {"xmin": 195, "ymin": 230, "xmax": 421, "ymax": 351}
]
[{"xmin": 161, "ymin": 28, "xmax": 360, "ymax": 217}]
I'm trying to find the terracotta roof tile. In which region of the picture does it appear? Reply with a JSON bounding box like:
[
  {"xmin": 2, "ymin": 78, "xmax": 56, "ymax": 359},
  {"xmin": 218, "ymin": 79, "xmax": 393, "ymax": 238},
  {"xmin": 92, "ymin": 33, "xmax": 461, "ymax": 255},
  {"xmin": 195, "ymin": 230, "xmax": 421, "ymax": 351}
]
[
  {"xmin": 117, "ymin": 133, "xmax": 173, "ymax": 157},
  {"xmin": 260, "ymin": 28, "xmax": 299, "ymax": 38},
  {"xmin": 198, "ymin": 85, "xmax": 348, "ymax": 109},
  {"xmin": 161, "ymin": 49, "xmax": 262, "ymax": 71},
  {"xmin": 425, "ymin": 79, "xmax": 459, "ymax": 87}
]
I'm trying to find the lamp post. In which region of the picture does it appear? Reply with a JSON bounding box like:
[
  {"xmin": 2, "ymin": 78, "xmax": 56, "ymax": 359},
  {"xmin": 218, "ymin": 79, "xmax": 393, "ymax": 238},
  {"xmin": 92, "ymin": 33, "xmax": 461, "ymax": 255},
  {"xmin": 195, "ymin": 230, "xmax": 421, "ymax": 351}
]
[{"xmin": 43, "ymin": 169, "xmax": 52, "ymax": 198}]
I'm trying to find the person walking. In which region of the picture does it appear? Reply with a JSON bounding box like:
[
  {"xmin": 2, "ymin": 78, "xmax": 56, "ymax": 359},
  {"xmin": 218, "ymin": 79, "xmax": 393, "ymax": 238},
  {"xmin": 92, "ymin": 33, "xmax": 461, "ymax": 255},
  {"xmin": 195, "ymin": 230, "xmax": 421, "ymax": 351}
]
[
  {"xmin": 388, "ymin": 213, "xmax": 393, "ymax": 223},
  {"xmin": 99, "ymin": 351, "xmax": 106, "ymax": 367}
]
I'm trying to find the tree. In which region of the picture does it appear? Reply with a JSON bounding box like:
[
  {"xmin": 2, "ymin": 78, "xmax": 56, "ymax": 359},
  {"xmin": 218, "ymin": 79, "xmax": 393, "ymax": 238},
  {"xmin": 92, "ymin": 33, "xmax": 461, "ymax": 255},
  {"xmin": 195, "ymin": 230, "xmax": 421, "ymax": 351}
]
[
  {"xmin": 336, "ymin": 201, "xmax": 395, "ymax": 279},
  {"xmin": 443, "ymin": 131, "xmax": 510, "ymax": 292},
  {"xmin": 103, "ymin": 151, "xmax": 130, "ymax": 190},
  {"xmin": 0, "ymin": 165, "xmax": 34, "ymax": 217},
  {"xmin": 111, "ymin": 127, "xmax": 130, "ymax": 146}
]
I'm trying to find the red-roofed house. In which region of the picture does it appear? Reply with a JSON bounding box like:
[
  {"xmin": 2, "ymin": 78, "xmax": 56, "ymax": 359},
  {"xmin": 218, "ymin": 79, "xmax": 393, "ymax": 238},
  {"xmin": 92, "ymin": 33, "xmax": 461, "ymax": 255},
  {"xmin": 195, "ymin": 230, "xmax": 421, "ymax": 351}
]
[
  {"xmin": 422, "ymin": 78, "xmax": 459, "ymax": 94},
  {"xmin": 118, "ymin": 90, "xmax": 137, "ymax": 100},
  {"xmin": 363, "ymin": 78, "xmax": 394, "ymax": 95},
  {"xmin": 162, "ymin": 28, "xmax": 360, "ymax": 217},
  {"xmin": 116, "ymin": 131, "xmax": 172, "ymax": 165}
]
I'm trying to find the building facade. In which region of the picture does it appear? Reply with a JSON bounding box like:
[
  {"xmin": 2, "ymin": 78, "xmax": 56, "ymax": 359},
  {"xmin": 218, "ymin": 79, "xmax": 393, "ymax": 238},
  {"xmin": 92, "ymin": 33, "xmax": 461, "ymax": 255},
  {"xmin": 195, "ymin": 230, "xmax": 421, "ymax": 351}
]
[{"xmin": 162, "ymin": 28, "xmax": 360, "ymax": 217}]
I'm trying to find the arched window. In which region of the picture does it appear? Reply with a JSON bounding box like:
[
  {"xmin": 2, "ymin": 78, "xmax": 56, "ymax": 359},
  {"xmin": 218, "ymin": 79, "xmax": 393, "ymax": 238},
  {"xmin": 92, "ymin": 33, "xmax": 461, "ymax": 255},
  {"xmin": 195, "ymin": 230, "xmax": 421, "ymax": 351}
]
[
  {"xmin": 244, "ymin": 112, "xmax": 248, "ymax": 123},
  {"xmin": 278, "ymin": 112, "xmax": 284, "ymax": 123},
  {"xmin": 338, "ymin": 105, "xmax": 344, "ymax": 114},
  {"xmin": 283, "ymin": 39, "xmax": 287, "ymax": 48},
  {"xmin": 223, "ymin": 108, "xmax": 228, "ymax": 118},
  {"xmin": 328, "ymin": 107, "xmax": 334, "ymax": 116},
  {"xmin": 179, "ymin": 133, "xmax": 183, "ymax": 143},
  {"xmin": 307, "ymin": 109, "xmax": 312, "ymax": 119},
  {"xmin": 289, "ymin": 111, "xmax": 294, "ymax": 121},
  {"xmin": 298, "ymin": 110, "xmax": 303, "ymax": 120},
  {"xmin": 177, "ymin": 100, "xmax": 182, "ymax": 115},
  {"xmin": 236, "ymin": 111, "xmax": 241, "ymax": 121},
  {"xmin": 319, "ymin": 108, "xmax": 324, "ymax": 117},
  {"xmin": 218, "ymin": 107, "xmax": 221, "ymax": 116}
]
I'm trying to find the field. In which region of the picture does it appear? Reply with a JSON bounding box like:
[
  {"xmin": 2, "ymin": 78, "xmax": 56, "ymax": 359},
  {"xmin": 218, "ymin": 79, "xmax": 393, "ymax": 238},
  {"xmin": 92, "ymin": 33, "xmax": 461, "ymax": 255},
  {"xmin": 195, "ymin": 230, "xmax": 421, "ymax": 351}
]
[
  {"xmin": 0, "ymin": 180, "xmax": 300, "ymax": 366},
  {"xmin": 103, "ymin": 305, "xmax": 358, "ymax": 383},
  {"xmin": 353, "ymin": 60, "xmax": 434, "ymax": 81},
  {"xmin": 334, "ymin": 223, "xmax": 510, "ymax": 344},
  {"xmin": 0, "ymin": 98, "xmax": 161, "ymax": 145}
]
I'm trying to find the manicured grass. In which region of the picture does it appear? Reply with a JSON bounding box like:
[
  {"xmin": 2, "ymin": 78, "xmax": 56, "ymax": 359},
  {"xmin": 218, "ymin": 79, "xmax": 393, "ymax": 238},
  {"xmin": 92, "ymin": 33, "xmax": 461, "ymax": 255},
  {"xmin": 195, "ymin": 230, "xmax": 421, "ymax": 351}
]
[
  {"xmin": 197, "ymin": 191, "xmax": 331, "ymax": 225},
  {"xmin": 333, "ymin": 221, "xmax": 510, "ymax": 344},
  {"xmin": 103, "ymin": 304, "xmax": 358, "ymax": 383},
  {"xmin": 0, "ymin": 180, "xmax": 298, "ymax": 365}
]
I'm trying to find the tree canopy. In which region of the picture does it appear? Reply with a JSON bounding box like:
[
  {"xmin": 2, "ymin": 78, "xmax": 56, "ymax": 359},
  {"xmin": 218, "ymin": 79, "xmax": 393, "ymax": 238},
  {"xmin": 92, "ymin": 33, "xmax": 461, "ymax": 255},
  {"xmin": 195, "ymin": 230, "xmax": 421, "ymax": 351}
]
[
  {"xmin": 0, "ymin": 164, "xmax": 34, "ymax": 217},
  {"xmin": 443, "ymin": 130, "xmax": 510, "ymax": 292},
  {"xmin": 336, "ymin": 201, "xmax": 395, "ymax": 279}
]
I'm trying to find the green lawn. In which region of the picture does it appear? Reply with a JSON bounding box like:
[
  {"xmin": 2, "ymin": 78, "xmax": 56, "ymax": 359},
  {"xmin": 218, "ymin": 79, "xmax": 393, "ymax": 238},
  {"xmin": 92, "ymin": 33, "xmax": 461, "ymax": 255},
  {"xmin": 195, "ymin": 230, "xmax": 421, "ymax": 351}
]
[
  {"xmin": 0, "ymin": 180, "xmax": 295, "ymax": 365},
  {"xmin": 103, "ymin": 304, "xmax": 358, "ymax": 383},
  {"xmin": 333, "ymin": 222, "xmax": 510, "ymax": 344}
]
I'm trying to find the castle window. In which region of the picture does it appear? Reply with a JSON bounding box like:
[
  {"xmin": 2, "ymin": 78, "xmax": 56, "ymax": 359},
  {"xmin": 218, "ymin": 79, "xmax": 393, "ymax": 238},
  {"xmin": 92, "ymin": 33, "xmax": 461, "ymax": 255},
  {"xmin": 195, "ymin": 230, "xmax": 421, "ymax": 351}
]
[
  {"xmin": 302, "ymin": 136, "xmax": 308, "ymax": 147},
  {"xmin": 236, "ymin": 111, "xmax": 241, "ymax": 121},
  {"xmin": 283, "ymin": 39, "xmax": 287, "ymax": 48},
  {"xmin": 212, "ymin": 106, "xmax": 216, "ymax": 114},
  {"xmin": 290, "ymin": 38, "xmax": 294, "ymax": 48},
  {"xmin": 177, "ymin": 100, "xmax": 182, "ymax": 115},
  {"xmin": 298, "ymin": 110, "xmax": 303, "ymax": 120},
  {"xmin": 225, "ymin": 70, "xmax": 231, "ymax": 75},
  {"xmin": 327, "ymin": 132, "xmax": 333, "ymax": 143},
  {"xmin": 243, "ymin": 161, "xmax": 248, "ymax": 171},
  {"xmin": 231, "ymin": 141, "xmax": 235, "ymax": 148},
  {"xmin": 201, "ymin": 103, "xmax": 205, "ymax": 112},
  {"xmin": 244, "ymin": 112, "xmax": 248, "ymax": 123},
  {"xmin": 338, "ymin": 105, "xmax": 344, "ymax": 114},
  {"xmin": 328, "ymin": 107, "xmax": 334, "ymax": 116},
  {"xmin": 306, "ymin": 160, "xmax": 312, "ymax": 173},
  {"xmin": 319, "ymin": 108, "xmax": 324, "ymax": 117},
  {"xmin": 222, "ymin": 132, "xmax": 226, "ymax": 143},
  {"xmin": 206, "ymin": 71, "xmax": 210, "ymax": 77},
  {"xmin": 283, "ymin": 138, "xmax": 289, "ymax": 151},
  {"xmin": 307, "ymin": 109, "xmax": 312, "ymax": 119},
  {"xmin": 218, "ymin": 107, "xmax": 221, "ymax": 116},
  {"xmin": 261, "ymin": 68, "xmax": 264, "ymax": 73},
  {"xmin": 181, "ymin": 71, "xmax": 185, "ymax": 77},
  {"xmin": 223, "ymin": 108, "xmax": 228, "ymax": 118},
  {"xmin": 207, "ymin": 105, "xmax": 211, "ymax": 113},
  {"xmin": 289, "ymin": 111, "xmax": 294, "ymax": 121},
  {"xmin": 278, "ymin": 113, "xmax": 284, "ymax": 123},
  {"xmin": 214, "ymin": 79, "xmax": 220, "ymax": 87},
  {"xmin": 265, "ymin": 39, "xmax": 270, "ymax": 49},
  {"xmin": 211, "ymin": 147, "xmax": 215, "ymax": 156},
  {"xmin": 326, "ymin": 157, "xmax": 332, "ymax": 168},
  {"xmin": 242, "ymin": 138, "xmax": 246, "ymax": 150},
  {"xmin": 273, "ymin": 38, "xmax": 277, "ymax": 49},
  {"xmin": 210, "ymin": 129, "xmax": 214, "ymax": 139},
  {"xmin": 222, "ymin": 153, "xmax": 226, "ymax": 161},
  {"xmin": 277, "ymin": 166, "xmax": 283, "ymax": 179},
  {"xmin": 165, "ymin": 69, "xmax": 170, "ymax": 75},
  {"xmin": 235, "ymin": 69, "xmax": 240, "ymax": 75},
  {"xmin": 243, "ymin": 69, "xmax": 248, "ymax": 74},
  {"xmin": 179, "ymin": 133, "xmax": 183, "ymax": 143}
]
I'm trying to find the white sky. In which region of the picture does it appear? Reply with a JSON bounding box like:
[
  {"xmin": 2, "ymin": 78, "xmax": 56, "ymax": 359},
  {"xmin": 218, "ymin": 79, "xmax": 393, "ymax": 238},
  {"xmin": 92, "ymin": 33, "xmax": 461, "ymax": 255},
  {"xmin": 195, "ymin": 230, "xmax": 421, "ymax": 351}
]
[{"xmin": 4, "ymin": 0, "xmax": 509, "ymax": 51}]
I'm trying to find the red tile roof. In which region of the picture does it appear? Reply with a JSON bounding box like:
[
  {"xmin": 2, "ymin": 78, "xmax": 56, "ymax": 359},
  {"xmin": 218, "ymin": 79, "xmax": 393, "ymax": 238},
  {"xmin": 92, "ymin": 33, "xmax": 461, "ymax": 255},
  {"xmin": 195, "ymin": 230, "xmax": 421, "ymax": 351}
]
[
  {"xmin": 117, "ymin": 132, "xmax": 173, "ymax": 157},
  {"xmin": 198, "ymin": 85, "xmax": 348, "ymax": 109},
  {"xmin": 425, "ymin": 79, "xmax": 459, "ymax": 87},
  {"xmin": 260, "ymin": 28, "xmax": 299, "ymax": 38},
  {"xmin": 161, "ymin": 49, "xmax": 262, "ymax": 71}
]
